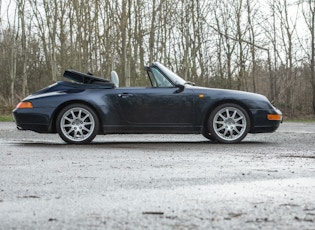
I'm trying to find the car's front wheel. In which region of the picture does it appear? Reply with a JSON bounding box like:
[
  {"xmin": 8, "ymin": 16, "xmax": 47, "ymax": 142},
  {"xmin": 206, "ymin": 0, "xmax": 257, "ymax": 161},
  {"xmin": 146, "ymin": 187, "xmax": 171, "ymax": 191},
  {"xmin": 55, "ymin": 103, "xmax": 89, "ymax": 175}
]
[
  {"xmin": 56, "ymin": 104, "xmax": 99, "ymax": 144},
  {"xmin": 208, "ymin": 103, "xmax": 250, "ymax": 144}
]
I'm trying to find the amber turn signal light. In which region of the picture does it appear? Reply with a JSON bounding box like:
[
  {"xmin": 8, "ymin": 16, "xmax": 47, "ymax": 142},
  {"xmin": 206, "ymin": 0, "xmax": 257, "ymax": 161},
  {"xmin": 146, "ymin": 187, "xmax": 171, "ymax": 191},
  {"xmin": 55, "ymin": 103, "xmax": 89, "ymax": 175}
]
[
  {"xmin": 267, "ymin": 114, "xmax": 282, "ymax": 121},
  {"xmin": 16, "ymin": 101, "xmax": 33, "ymax": 109}
]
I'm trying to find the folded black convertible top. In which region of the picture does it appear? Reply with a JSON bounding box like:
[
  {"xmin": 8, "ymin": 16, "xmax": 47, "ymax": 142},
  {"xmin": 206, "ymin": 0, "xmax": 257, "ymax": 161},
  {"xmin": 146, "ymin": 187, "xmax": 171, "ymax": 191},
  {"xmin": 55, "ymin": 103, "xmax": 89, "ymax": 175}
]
[{"xmin": 63, "ymin": 69, "xmax": 110, "ymax": 84}]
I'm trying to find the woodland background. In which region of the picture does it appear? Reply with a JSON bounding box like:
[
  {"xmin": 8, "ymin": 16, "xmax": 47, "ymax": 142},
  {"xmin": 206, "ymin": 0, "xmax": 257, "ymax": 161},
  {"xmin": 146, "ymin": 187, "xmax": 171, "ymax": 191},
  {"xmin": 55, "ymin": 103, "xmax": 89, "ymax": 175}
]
[{"xmin": 1, "ymin": 0, "xmax": 315, "ymax": 118}]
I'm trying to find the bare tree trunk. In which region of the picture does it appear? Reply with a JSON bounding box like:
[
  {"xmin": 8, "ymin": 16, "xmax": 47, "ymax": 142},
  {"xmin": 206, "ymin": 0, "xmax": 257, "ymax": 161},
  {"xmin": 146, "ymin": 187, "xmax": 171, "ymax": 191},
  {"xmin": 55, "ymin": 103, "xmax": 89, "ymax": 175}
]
[
  {"xmin": 271, "ymin": 1, "xmax": 277, "ymax": 102},
  {"xmin": 7, "ymin": 0, "xmax": 18, "ymax": 106},
  {"xmin": 213, "ymin": 0, "xmax": 237, "ymax": 88},
  {"xmin": 236, "ymin": 0, "xmax": 245, "ymax": 90},
  {"xmin": 57, "ymin": 1, "xmax": 69, "ymax": 73},
  {"xmin": 18, "ymin": 0, "xmax": 29, "ymax": 97},
  {"xmin": 308, "ymin": 0, "xmax": 315, "ymax": 114},
  {"xmin": 120, "ymin": 0, "xmax": 129, "ymax": 86},
  {"xmin": 9, "ymin": 42, "xmax": 17, "ymax": 105},
  {"xmin": 277, "ymin": 0, "xmax": 296, "ymax": 115},
  {"xmin": 46, "ymin": 0, "xmax": 58, "ymax": 81},
  {"xmin": 246, "ymin": 0, "xmax": 256, "ymax": 93},
  {"xmin": 30, "ymin": 0, "xmax": 58, "ymax": 82},
  {"xmin": 0, "ymin": 0, "xmax": 2, "ymax": 26},
  {"xmin": 149, "ymin": 0, "xmax": 156, "ymax": 63},
  {"xmin": 302, "ymin": 0, "xmax": 315, "ymax": 114},
  {"xmin": 311, "ymin": 3, "xmax": 315, "ymax": 114},
  {"xmin": 181, "ymin": 0, "xmax": 190, "ymax": 81}
]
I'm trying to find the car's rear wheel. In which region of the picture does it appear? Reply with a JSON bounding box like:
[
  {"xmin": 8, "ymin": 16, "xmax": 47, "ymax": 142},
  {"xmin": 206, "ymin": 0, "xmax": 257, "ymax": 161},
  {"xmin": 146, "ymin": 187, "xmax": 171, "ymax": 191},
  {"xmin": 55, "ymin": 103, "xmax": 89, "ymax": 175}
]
[
  {"xmin": 208, "ymin": 103, "xmax": 250, "ymax": 144},
  {"xmin": 56, "ymin": 104, "xmax": 99, "ymax": 144}
]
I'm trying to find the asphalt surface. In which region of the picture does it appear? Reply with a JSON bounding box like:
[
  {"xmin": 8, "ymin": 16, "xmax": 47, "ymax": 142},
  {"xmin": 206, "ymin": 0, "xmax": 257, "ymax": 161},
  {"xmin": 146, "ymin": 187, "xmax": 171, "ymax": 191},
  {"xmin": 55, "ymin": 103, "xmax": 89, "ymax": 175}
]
[{"xmin": 0, "ymin": 121, "xmax": 315, "ymax": 229}]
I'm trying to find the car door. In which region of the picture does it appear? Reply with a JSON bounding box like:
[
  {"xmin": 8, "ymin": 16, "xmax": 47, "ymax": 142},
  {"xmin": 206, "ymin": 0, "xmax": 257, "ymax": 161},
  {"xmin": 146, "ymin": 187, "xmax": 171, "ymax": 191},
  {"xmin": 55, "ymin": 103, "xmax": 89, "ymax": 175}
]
[{"xmin": 116, "ymin": 86, "xmax": 195, "ymax": 125}]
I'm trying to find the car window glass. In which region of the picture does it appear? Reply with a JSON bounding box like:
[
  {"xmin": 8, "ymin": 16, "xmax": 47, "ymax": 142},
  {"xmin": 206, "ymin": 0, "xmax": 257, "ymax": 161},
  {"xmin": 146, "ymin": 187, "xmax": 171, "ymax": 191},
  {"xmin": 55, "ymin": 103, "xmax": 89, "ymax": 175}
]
[
  {"xmin": 151, "ymin": 68, "xmax": 173, "ymax": 87},
  {"xmin": 148, "ymin": 70, "xmax": 157, "ymax": 87}
]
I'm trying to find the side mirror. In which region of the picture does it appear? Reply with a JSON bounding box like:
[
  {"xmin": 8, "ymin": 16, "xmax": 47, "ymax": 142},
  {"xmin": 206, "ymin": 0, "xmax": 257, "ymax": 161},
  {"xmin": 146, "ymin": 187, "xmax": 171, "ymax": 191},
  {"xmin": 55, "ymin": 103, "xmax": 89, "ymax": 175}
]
[{"xmin": 175, "ymin": 84, "xmax": 185, "ymax": 93}]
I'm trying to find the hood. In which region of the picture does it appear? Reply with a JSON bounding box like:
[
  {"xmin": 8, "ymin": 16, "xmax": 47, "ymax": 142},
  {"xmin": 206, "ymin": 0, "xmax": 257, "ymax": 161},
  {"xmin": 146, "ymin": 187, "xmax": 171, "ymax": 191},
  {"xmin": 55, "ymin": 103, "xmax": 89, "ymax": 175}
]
[{"xmin": 193, "ymin": 86, "xmax": 268, "ymax": 100}]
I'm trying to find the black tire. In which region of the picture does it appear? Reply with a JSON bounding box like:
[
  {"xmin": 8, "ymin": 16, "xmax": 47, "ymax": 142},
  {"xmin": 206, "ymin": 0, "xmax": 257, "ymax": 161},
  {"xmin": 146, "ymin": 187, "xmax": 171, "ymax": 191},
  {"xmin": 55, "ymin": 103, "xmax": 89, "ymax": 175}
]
[
  {"xmin": 208, "ymin": 103, "xmax": 250, "ymax": 144},
  {"xmin": 56, "ymin": 104, "xmax": 99, "ymax": 144},
  {"xmin": 202, "ymin": 129, "xmax": 218, "ymax": 142}
]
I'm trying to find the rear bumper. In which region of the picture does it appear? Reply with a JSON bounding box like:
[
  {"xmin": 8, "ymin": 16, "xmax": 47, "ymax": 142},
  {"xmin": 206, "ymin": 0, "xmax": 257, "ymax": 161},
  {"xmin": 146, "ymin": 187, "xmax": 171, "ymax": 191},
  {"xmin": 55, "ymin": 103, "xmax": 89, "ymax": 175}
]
[{"xmin": 12, "ymin": 108, "xmax": 52, "ymax": 133}]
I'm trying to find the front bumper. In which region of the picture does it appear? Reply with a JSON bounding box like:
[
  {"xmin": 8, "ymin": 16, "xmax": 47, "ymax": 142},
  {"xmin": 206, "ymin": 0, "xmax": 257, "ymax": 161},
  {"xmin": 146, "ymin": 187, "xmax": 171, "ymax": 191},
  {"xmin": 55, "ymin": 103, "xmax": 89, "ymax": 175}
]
[{"xmin": 250, "ymin": 107, "xmax": 282, "ymax": 133}]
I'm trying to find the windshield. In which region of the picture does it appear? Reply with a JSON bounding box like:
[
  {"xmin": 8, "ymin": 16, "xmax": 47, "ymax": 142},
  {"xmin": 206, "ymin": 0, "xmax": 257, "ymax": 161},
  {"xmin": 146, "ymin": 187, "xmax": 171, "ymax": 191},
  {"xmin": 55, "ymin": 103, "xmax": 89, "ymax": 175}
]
[
  {"xmin": 154, "ymin": 63, "xmax": 186, "ymax": 85},
  {"xmin": 149, "ymin": 67, "xmax": 174, "ymax": 87}
]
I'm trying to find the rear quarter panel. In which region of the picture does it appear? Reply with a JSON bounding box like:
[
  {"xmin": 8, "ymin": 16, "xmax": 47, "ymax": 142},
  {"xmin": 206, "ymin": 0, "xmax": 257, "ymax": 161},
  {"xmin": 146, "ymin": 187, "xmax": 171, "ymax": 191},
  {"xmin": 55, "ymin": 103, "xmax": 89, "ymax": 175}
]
[{"xmin": 16, "ymin": 88, "xmax": 121, "ymax": 133}]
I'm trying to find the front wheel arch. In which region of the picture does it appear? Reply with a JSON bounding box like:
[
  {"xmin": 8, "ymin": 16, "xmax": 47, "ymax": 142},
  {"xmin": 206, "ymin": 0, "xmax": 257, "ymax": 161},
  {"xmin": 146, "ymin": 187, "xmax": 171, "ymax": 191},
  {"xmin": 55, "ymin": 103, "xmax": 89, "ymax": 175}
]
[
  {"xmin": 203, "ymin": 100, "xmax": 254, "ymax": 133},
  {"xmin": 207, "ymin": 103, "xmax": 251, "ymax": 144}
]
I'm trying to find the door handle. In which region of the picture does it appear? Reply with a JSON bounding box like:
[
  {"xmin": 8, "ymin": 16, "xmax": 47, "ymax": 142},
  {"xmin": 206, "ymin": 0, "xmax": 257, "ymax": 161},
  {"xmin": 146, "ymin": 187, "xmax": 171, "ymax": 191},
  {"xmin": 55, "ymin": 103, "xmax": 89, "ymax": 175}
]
[{"xmin": 118, "ymin": 93, "xmax": 133, "ymax": 98}]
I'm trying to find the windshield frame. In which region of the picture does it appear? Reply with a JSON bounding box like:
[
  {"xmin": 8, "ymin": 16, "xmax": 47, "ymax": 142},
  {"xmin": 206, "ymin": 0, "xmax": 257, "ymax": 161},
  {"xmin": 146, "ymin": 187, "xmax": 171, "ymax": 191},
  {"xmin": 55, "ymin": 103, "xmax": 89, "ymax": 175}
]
[{"xmin": 152, "ymin": 62, "xmax": 187, "ymax": 86}]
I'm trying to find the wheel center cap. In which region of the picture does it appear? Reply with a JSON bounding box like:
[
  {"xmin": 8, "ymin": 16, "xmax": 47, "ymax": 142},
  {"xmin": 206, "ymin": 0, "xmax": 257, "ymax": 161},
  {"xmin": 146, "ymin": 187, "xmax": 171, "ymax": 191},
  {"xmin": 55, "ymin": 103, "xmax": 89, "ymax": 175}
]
[
  {"xmin": 225, "ymin": 118, "xmax": 235, "ymax": 130},
  {"xmin": 226, "ymin": 118, "xmax": 234, "ymax": 125}
]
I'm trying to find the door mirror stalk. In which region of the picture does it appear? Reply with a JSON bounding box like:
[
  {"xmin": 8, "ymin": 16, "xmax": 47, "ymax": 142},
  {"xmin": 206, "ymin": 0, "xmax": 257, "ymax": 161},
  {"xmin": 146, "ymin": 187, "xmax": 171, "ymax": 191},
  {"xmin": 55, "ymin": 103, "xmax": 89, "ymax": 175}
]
[{"xmin": 175, "ymin": 84, "xmax": 185, "ymax": 93}]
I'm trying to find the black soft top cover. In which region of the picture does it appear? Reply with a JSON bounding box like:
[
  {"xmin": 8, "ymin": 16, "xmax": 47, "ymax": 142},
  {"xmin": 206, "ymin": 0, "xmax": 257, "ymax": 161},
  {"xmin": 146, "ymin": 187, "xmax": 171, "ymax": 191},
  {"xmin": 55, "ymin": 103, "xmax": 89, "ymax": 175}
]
[{"xmin": 63, "ymin": 69, "xmax": 111, "ymax": 85}]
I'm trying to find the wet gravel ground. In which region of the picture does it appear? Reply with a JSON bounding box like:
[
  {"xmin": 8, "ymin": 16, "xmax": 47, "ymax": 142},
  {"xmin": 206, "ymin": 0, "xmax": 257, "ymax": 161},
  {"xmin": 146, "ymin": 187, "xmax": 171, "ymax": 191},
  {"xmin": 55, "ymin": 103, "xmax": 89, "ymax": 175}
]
[{"xmin": 0, "ymin": 121, "xmax": 315, "ymax": 229}]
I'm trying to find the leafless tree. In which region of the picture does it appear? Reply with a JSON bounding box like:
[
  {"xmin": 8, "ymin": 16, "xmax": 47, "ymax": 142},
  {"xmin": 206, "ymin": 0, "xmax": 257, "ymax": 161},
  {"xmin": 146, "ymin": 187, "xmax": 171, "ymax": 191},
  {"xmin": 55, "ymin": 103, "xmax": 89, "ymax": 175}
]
[
  {"xmin": 300, "ymin": 0, "xmax": 315, "ymax": 114},
  {"xmin": 0, "ymin": 0, "xmax": 314, "ymax": 117}
]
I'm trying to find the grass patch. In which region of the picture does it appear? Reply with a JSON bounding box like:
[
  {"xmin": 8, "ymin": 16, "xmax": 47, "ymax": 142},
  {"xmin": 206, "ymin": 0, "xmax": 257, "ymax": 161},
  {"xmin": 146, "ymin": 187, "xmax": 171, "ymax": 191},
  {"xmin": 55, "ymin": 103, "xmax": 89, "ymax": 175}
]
[
  {"xmin": 283, "ymin": 114, "xmax": 315, "ymax": 122},
  {"xmin": 0, "ymin": 115, "xmax": 14, "ymax": 122},
  {"xmin": 285, "ymin": 119, "xmax": 315, "ymax": 123}
]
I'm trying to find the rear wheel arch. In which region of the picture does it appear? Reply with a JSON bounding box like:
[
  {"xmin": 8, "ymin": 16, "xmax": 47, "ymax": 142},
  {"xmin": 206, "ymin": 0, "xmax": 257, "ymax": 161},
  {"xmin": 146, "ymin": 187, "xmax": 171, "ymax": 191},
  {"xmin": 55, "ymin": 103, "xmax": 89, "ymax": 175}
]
[{"xmin": 50, "ymin": 100, "xmax": 103, "ymax": 133}]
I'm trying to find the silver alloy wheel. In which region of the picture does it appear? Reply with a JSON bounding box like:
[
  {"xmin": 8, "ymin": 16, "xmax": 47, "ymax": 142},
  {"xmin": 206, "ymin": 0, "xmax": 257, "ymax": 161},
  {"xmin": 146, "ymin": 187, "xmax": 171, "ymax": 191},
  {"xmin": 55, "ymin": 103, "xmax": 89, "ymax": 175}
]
[
  {"xmin": 212, "ymin": 106, "xmax": 247, "ymax": 142},
  {"xmin": 60, "ymin": 107, "xmax": 95, "ymax": 142}
]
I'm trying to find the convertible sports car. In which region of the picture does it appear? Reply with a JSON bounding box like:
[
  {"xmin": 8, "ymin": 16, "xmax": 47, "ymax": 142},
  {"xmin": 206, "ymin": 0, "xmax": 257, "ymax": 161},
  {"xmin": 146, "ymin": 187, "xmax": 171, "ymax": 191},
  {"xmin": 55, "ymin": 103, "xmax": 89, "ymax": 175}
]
[{"xmin": 13, "ymin": 62, "xmax": 282, "ymax": 144}]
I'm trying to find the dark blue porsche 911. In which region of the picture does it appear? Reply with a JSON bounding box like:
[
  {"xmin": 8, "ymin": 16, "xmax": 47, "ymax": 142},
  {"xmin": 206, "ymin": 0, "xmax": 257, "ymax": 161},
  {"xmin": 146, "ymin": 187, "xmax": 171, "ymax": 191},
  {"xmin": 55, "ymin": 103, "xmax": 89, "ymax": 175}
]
[{"xmin": 13, "ymin": 62, "xmax": 282, "ymax": 144}]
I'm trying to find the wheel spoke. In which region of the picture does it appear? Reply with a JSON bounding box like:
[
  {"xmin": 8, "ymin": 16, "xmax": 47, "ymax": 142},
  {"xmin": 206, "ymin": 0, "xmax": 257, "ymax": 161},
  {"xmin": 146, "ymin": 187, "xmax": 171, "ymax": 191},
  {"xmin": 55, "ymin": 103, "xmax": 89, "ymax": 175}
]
[
  {"xmin": 225, "ymin": 109, "xmax": 230, "ymax": 117},
  {"xmin": 78, "ymin": 109, "xmax": 82, "ymax": 119},
  {"xmin": 223, "ymin": 129, "xmax": 229, "ymax": 136},
  {"xmin": 235, "ymin": 116, "xmax": 244, "ymax": 122},
  {"xmin": 82, "ymin": 114, "xmax": 90, "ymax": 121},
  {"xmin": 233, "ymin": 128, "xmax": 240, "ymax": 135},
  {"xmin": 214, "ymin": 120, "xmax": 225, "ymax": 125},
  {"xmin": 218, "ymin": 113, "xmax": 226, "ymax": 120},
  {"xmin": 66, "ymin": 127, "xmax": 74, "ymax": 134},
  {"xmin": 64, "ymin": 116, "xmax": 73, "ymax": 123},
  {"xmin": 231, "ymin": 110, "xmax": 237, "ymax": 119},
  {"xmin": 216, "ymin": 125, "xmax": 226, "ymax": 132},
  {"xmin": 71, "ymin": 111, "xmax": 77, "ymax": 119},
  {"xmin": 235, "ymin": 123, "xmax": 245, "ymax": 128}
]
